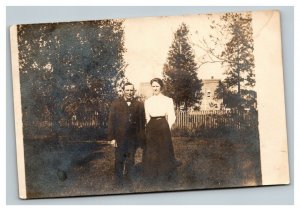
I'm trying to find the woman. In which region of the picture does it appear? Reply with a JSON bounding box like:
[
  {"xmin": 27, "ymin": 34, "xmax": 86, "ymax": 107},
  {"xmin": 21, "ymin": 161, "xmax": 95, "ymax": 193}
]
[{"xmin": 143, "ymin": 78, "xmax": 178, "ymax": 184}]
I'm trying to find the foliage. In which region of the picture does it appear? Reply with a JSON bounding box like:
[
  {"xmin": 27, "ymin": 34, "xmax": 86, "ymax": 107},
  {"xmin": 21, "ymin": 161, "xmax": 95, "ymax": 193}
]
[
  {"xmin": 214, "ymin": 81, "xmax": 257, "ymax": 109},
  {"xmin": 17, "ymin": 20, "xmax": 127, "ymax": 135},
  {"xmin": 198, "ymin": 12, "xmax": 256, "ymax": 109},
  {"xmin": 163, "ymin": 23, "xmax": 203, "ymax": 110},
  {"xmin": 221, "ymin": 13, "xmax": 255, "ymax": 95}
]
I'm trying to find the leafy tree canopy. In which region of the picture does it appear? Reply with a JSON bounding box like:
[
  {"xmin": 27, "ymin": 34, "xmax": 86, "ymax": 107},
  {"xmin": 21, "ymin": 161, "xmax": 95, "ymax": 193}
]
[{"xmin": 18, "ymin": 20, "xmax": 127, "ymax": 131}]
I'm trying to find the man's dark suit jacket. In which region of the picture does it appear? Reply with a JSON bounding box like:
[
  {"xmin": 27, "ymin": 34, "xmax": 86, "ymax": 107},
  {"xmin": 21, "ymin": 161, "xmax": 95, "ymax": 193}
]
[{"xmin": 108, "ymin": 97, "xmax": 146, "ymax": 148}]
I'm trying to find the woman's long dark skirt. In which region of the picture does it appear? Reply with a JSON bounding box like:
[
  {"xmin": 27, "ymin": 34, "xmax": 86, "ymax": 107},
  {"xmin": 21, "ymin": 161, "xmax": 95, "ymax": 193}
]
[{"xmin": 142, "ymin": 117, "xmax": 177, "ymax": 185}]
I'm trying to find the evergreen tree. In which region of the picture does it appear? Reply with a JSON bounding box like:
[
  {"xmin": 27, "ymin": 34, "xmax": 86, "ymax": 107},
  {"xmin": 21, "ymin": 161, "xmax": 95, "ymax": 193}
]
[
  {"xmin": 163, "ymin": 23, "xmax": 202, "ymax": 110},
  {"xmin": 221, "ymin": 13, "xmax": 255, "ymax": 97},
  {"xmin": 198, "ymin": 12, "xmax": 255, "ymax": 110}
]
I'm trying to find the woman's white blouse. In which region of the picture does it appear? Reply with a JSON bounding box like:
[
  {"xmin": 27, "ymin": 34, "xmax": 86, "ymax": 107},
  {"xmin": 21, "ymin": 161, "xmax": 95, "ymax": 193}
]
[{"xmin": 144, "ymin": 94, "xmax": 176, "ymax": 128}]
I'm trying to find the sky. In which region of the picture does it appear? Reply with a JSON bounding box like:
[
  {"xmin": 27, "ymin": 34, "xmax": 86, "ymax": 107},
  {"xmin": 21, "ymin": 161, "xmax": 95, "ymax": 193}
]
[{"xmin": 122, "ymin": 13, "xmax": 225, "ymax": 90}]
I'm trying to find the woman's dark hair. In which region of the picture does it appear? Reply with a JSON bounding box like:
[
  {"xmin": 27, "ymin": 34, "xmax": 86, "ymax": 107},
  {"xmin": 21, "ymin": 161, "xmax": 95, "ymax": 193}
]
[{"xmin": 150, "ymin": 78, "xmax": 164, "ymax": 88}]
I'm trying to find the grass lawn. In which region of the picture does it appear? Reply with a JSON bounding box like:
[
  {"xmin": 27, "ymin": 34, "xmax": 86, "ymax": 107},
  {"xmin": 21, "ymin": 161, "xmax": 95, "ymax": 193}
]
[{"xmin": 24, "ymin": 135, "xmax": 261, "ymax": 198}]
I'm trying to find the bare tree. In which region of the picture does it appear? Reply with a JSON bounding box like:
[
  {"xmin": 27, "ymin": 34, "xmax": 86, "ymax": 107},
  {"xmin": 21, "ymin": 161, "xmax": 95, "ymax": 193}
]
[{"xmin": 194, "ymin": 12, "xmax": 255, "ymax": 109}]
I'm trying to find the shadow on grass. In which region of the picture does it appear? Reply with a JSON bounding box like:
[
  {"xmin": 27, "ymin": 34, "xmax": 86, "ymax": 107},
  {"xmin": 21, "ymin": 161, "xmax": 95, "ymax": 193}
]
[
  {"xmin": 24, "ymin": 138, "xmax": 109, "ymax": 198},
  {"xmin": 23, "ymin": 128, "xmax": 262, "ymax": 198}
]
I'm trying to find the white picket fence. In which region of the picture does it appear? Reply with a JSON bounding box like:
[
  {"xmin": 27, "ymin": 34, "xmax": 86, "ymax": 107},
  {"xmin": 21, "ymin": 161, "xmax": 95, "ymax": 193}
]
[
  {"xmin": 174, "ymin": 110, "xmax": 256, "ymax": 129},
  {"xmin": 32, "ymin": 110, "xmax": 257, "ymax": 130}
]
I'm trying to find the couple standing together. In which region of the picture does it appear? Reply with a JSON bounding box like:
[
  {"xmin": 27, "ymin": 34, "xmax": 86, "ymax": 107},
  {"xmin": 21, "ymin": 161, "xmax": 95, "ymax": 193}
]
[{"xmin": 108, "ymin": 78, "xmax": 178, "ymax": 187}]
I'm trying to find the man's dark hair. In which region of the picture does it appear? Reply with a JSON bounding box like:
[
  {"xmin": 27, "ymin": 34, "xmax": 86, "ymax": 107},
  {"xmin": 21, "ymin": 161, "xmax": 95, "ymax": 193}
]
[{"xmin": 122, "ymin": 82, "xmax": 134, "ymax": 90}]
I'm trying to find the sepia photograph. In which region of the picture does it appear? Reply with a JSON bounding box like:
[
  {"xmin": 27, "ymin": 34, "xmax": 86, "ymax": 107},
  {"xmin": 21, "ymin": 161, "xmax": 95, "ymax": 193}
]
[{"xmin": 10, "ymin": 9, "xmax": 289, "ymax": 199}]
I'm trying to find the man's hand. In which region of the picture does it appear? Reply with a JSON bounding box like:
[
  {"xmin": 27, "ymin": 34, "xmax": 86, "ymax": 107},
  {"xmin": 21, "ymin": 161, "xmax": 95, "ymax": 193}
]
[{"xmin": 110, "ymin": 139, "xmax": 118, "ymax": 148}]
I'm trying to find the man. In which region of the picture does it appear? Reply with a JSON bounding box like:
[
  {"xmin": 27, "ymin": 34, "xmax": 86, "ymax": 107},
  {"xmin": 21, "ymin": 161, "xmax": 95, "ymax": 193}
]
[{"xmin": 108, "ymin": 82, "xmax": 145, "ymax": 186}]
